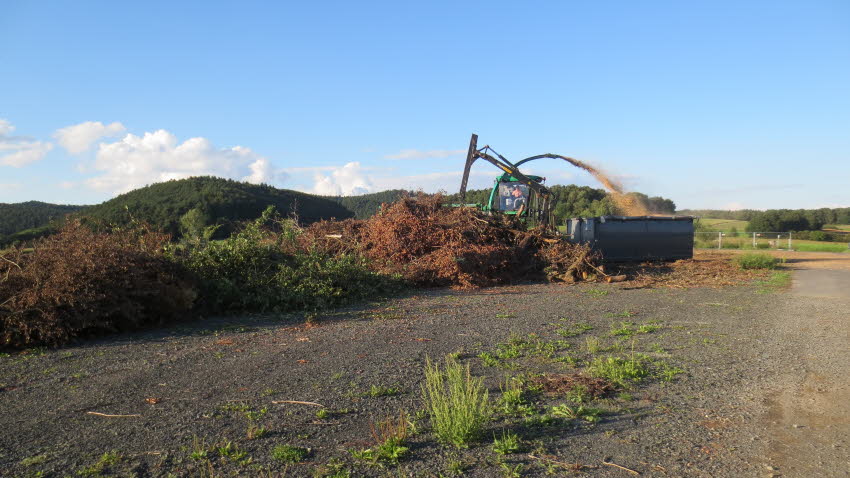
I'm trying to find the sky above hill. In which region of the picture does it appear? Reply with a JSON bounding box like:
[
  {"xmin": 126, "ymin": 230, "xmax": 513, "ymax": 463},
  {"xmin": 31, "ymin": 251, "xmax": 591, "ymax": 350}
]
[{"xmin": 1, "ymin": 1, "xmax": 848, "ymax": 210}]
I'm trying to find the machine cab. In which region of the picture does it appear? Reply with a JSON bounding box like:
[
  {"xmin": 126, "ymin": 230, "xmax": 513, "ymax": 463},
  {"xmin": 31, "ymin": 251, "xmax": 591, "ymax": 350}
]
[{"xmin": 487, "ymin": 174, "xmax": 545, "ymax": 216}]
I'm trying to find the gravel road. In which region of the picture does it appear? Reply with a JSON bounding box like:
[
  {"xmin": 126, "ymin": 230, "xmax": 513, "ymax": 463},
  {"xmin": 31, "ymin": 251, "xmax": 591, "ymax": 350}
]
[{"xmin": 1, "ymin": 251, "xmax": 848, "ymax": 477}]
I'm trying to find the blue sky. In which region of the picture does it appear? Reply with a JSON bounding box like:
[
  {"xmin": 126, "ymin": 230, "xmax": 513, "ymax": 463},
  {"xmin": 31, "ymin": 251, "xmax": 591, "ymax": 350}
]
[{"xmin": 1, "ymin": 0, "xmax": 848, "ymax": 210}]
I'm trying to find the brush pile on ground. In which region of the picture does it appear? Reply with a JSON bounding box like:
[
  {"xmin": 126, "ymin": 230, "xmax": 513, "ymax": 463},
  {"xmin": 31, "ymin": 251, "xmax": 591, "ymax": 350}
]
[
  {"xmin": 615, "ymin": 251, "xmax": 772, "ymax": 288},
  {"xmin": 303, "ymin": 195, "xmax": 599, "ymax": 289},
  {"xmin": 0, "ymin": 196, "xmax": 596, "ymax": 347},
  {"xmin": 0, "ymin": 220, "xmax": 196, "ymax": 347}
]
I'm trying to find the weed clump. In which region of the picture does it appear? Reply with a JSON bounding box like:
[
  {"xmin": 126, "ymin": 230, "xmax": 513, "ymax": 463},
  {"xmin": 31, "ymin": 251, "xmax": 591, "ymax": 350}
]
[
  {"xmin": 421, "ymin": 356, "xmax": 491, "ymax": 448},
  {"xmin": 586, "ymin": 355, "xmax": 650, "ymax": 387},
  {"xmin": 271, "ymin": 444, "xmax": 309, "ymax": 463},
  {"xmin": 735, "ymin": 252, "xmax": 778, "ymax": 270}
]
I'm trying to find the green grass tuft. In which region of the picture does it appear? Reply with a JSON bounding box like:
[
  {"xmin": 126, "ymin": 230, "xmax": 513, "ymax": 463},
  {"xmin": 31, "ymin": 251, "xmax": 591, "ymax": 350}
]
[
  {"xmin": 735, "ymin": 252, "xmax": 778, "ymax": 270},
  {"xmin": 271, "ymin": 444, "xmax": 308, "ymax": 463}
]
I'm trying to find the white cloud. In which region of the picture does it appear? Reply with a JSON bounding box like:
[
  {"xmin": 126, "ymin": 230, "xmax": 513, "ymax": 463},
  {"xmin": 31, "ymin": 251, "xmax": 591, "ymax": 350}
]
[
  {"xmin": 244, "ymin": 157, "xmax": 279, "ymax": 184},
  {"xmin": 86, "ymin": 129, "xmax": 280, "ymax": 193},
  {"xmin": 53, "ymin": 121, "xmax": 126, "ymax": 154},
  {"xmin": 0, "ymin": 119, "xmax": 54, "ymax": 167},
  {"xmin": 0, "ymin": 119, "xmax": 14, "ymax": 136},
  {"xmin": 384, "ymin": 149, "xmax": 466, "ymax": 160},
  {"xmin": 312, "ymin": 162, "xmax": 373, "ymax": 196}
]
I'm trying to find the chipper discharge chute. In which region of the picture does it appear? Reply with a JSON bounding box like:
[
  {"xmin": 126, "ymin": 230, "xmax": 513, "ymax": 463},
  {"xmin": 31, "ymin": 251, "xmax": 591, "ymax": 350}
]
[{"xmin": 458, "ymin": 133, "xmax": 694, "ymax": 262}]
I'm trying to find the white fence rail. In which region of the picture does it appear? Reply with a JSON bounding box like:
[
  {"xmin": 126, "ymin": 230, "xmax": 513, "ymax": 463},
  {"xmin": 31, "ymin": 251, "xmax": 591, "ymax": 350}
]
[{"xmin": 694, "ymin": 231, "xmax": 792, "ymax": 250}]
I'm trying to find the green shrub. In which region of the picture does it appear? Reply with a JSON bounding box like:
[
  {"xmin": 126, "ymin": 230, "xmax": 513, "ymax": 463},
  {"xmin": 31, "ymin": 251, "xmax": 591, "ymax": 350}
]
[
  {"xmin": 735, "ymin": 252, "xmax": 778, "ymax": 270},
  {"xmin": 171, "ymin": 206, "xmax": 403, "ymax": 313},
  {"xmin": 421, "ymin": 356, "xmax": 491, "ymax": 448}
]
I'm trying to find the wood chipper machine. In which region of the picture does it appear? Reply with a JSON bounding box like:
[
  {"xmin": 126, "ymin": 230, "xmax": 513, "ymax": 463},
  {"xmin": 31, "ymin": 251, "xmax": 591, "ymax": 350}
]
[{"xmin": 458, "ymin": 133, "xmax": 694, "ymax": 261}]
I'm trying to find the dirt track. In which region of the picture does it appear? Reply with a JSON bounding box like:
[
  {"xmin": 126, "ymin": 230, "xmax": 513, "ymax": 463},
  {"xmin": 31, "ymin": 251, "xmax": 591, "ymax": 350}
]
[{"xmin": 1, "ymin": 252, "xmax": 849, "ymax": 477}]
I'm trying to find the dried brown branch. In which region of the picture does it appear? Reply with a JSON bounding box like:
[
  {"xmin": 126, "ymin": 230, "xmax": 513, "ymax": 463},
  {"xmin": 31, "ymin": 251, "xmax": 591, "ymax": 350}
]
[
  {"xmin": 271, "ymin": 400, "xmax": 325, "ymax": 407},
  {"xmin": 602, "ymin": 460, "xmax": 640, "ymax": 475},
  {"xmin": 86, "ymin": 411, "xmax": 141, "ymax": 418}
]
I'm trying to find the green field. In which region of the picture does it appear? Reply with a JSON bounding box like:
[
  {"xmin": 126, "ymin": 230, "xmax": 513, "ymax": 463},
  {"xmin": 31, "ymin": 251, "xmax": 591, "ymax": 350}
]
[
  {"xmin": 698, "ymin": 218, "xmax": 750, "ymax": 231},
  {"xmin": 793, "ymin": 241, "xmax": 850, "ymax": 253},
  {"xmin": 824, "ymin": 224, "xmax": 850, "ymax": 232}
]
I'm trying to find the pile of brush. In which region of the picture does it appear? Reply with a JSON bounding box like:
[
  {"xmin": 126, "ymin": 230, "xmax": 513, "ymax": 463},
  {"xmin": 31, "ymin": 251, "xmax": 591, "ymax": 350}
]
[{"xmin": 301, "ymin": 195, "xmax": 600, "ymax": 289}]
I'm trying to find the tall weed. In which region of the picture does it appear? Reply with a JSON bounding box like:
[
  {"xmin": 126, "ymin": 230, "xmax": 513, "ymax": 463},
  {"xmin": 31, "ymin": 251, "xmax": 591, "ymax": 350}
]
[{"xmin": 421, "ymin": 356, "xmax": 491, "ymax": 448}]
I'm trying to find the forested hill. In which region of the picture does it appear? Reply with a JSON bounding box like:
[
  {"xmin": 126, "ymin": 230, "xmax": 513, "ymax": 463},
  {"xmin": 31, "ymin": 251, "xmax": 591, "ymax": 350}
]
[
  {"xmin": 326, "ymin": 189, "xmax": 411, "ymax": 219},
  {"xmin": 78, "ymin": 177, "xmax": 354, "ymax": 237},
  {"xmin": 0, "ymin": 201, "xmax": 86, "ymax": 236}
]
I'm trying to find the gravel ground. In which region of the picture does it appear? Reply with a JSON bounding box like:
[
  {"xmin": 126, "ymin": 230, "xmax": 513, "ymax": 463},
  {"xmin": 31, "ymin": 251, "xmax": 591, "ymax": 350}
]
[{"xmin": 1, "ymin": 258, "xmax": 848, "ymax": 477}]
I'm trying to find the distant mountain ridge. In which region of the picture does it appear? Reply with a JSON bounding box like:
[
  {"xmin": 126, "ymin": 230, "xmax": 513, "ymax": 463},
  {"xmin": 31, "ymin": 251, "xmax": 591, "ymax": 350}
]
[
  {"xmin": 0, "ymin": 177, "xmax": 357, "ymax": 245},
  {"xmin": 0, "ymin": 201, "xmax": 86, "ymax": 236}
]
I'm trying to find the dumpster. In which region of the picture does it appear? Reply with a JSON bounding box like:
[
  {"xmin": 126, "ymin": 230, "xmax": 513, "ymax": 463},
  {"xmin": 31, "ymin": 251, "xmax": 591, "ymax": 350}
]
[{"xmin": 565, "ymin": 216, "xmax": 694, "ymax": 262}]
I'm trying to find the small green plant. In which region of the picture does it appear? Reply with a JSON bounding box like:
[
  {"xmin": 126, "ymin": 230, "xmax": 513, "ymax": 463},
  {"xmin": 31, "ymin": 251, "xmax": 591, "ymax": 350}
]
[
  {"xmin": 495, "ymin": 312, "xmax": 516, "ymax": 319},
  {"xmin": 20, "ymin": 454, "xmax": 48, "ymax": 467},
  {"xmin": 586, "ymin": 355, "xmax": 649, "ymax": 387},
  {"xmin": 585, "ymin": 336, "xmax": 601, "ymax": 354},
  {"xmin": 610, "ymin": 321, "xmax": 637, "ymax": 337},
  {"xmin": 446, "ymin": 457, "xmax": 469, "ymax": 476},
  {"xmin": 522, "ymin": 413, "xmax": 558, "ymax": 428},
  {"xmin": 374, "ymin": 438, "xmax": 409, "ymax": 465},
  {"xmin": 369, "ymin": 411, "xmax": 410, "ymax": 465},
  {"xmin": 316, "ymin": 409, "xmax": 329, "ymax": 419},
  {"xmin": 217, "ymin": 441, "xmax": 248, "ymax": 463},
  {"xmin": 189, "ymin": 436, "xmax": 209, "ymax": 461},
  {"xmin": 637, "ymin": 324, "xmax": 660, "ymax": 334},
  {"xmin": 478, "ymin": 351, "xmax": 501, "ymax": 367},
  {"xmin": 656, "ymin": 362, "xmax": 685, "ymax": 382},
  {"xmin": 272, "ymin": 444, "xmax": 308, "ymax": 463},
  {"xmin": 246, "ymin": 424, "xmax": 268, "ymax": 439},
  {"xmin": 585, "ymin": 288, "xmax": 609, "ymax": 298},
  {"xmin": 492, "ymin": 431, "xmax": 521, "ymax": 455},
  {"xmin": 421, "ymin": 356, "xmax": 491, "ymax": 448},
  {"xmin": 565, "ymin": 384, "xmax": 590, "ymax": 404},
  {"xmin": 500, "ymin": 462, "xmax": 524, "ymax": 477},
  {"xmin": 349, "ymin": 448, "xmax": 376, "ymax": 462},
  {"xmin": 735, "ymin": 252, "xmax": 778, "ymax": 270},
  {"xmin": 220, "ymin": 401, "xmax": 251, "ymax": 412},
  {"xmin": 314, "ymin": 459, "xmax": 351, "ymax": 478},
  {"xmin": 498, "ymin": 380, "xmax": 535, "ymax": 417},
  {"xmin": 366, "ymin": 384, "xmax": 401, "ymax": 397},
  {"xmin": 244, "ymin": 407, "xmax": 268, "ymax": 421},
  {"xmin": 78, "ymin": 450, "xmax": 121, "ymax": 476},
  {"xmin": 550, "ymin": 404, "xmax": 603, "ymax": 423},
  {"xmin": 604, "ymin": 310, "xmax": 635, "ymax": 318}
]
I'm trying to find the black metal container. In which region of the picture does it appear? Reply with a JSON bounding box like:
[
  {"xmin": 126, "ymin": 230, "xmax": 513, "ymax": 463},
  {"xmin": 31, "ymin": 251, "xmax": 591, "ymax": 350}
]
[{"xmin": 565, "ymin": 216, "xmax": 694, "ymax": 262}]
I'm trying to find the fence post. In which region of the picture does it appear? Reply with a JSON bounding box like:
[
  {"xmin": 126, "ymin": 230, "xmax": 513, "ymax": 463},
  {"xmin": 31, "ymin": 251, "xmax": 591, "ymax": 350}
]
[
  {"xmin": 788, "ymin": 231, "xmax": 792, "ymax": 250},
  {"xmin": 752, "ymin": 232, "xmax": 756, "ymax": 248},
  {"xmin": 718, "ymin": 231, "xmax": 722, "ymax": 249}
]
